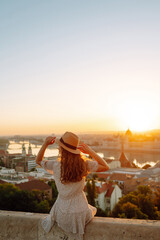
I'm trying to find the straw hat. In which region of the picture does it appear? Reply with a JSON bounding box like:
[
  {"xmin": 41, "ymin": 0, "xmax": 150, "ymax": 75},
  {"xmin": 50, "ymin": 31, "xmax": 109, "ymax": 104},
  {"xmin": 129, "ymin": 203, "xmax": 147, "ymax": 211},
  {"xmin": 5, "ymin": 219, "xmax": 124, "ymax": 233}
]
[{"xmin": 57, "ymin": 132, "xmax": 80, "ymax": 154}]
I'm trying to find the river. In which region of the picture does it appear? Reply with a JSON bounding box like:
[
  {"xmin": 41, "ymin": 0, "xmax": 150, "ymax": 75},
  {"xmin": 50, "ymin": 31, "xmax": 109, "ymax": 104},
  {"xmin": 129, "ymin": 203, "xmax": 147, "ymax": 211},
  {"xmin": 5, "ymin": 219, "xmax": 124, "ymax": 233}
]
[{"xmin": 7, "ymin": 141, "xmax": 160, "ymax": 168}]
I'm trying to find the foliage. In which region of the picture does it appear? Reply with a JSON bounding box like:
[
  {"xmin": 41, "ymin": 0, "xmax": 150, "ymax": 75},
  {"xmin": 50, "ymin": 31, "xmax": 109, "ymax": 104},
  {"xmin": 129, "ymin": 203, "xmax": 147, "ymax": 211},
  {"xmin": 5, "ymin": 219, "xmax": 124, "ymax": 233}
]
[
  {"xmin": 86, "ymin": 179, "xmax": 97, "ymax": 207},
  {"xmin": 36, "ymin": 200, "xmax": 50, "ymax": 213},
  {"xmin": 154, "ymin": 189, "xmax": 160, "ymax": 211},
  {"xmin": 96, "ymin": 207, "xmax": 108, "ymax": 217},
  {"xmin": 30, "ymin": 168, "xmax": 37, "ymax": 172},
  {"xmin": 0, "ymin": 157, "xmax": 5, "ymax": 167},
  {"xmin": 121, "ymin": 202, "xmax": 148, "ymax": 219},
  {"xmin": 48, "ymin": 180, "xmax": 58, "ymax": 202},
  {"xmin": 111, "ymin": 185, "xmax": 159, "ymax": 220},
  {"xmin": 0, "ymin": 183, "xmax": 52, "ymax": 213}
]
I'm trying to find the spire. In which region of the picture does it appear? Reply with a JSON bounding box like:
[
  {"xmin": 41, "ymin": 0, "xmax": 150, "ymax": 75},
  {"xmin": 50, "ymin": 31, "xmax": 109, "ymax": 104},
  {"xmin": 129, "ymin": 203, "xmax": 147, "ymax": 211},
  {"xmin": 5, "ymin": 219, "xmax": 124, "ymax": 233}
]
[
  {"xmin": 28, "ymin": 143, "xmax": 32, "ymax": 156},
  {"xmin": 119, "ymin": 136, "xmax": 132, "ymax": 168},
  {"xmin": 22, "ymin": 143, "xmax": 26, "ymax": 156}
]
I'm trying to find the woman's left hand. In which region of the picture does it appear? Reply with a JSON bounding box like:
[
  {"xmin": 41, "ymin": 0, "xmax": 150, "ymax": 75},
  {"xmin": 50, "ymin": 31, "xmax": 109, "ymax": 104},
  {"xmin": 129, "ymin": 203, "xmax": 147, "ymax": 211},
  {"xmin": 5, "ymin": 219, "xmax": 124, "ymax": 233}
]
[{"xmin": 78, "ymin": 142, "xmax": 92, "ymax": 154}]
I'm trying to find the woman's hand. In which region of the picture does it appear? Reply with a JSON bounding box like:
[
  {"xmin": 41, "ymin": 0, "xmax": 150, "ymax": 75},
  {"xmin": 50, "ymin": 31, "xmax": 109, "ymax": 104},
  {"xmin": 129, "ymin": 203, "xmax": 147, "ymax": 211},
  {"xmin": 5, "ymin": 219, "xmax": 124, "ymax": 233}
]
[
  {"xmin": 78, "ymin": 142, "xmax": 92, "ymax": 155},
  {"xmin": 78, "ymin": 142, "xmax": 109, "ymax": 172},
  {"xmin": 36, "ymin": 136, "xmax": 56, "ymax": 167},
  {"xmin": 44, "ymin": 136, "xmax": 56, "ymax": 147}
]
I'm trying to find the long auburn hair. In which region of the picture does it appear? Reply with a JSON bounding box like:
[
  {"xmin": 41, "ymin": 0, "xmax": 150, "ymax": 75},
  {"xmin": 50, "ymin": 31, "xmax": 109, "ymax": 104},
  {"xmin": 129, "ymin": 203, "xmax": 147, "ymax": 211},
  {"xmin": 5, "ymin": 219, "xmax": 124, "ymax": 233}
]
[{"xmin": 60, "ymin": 147, "xmax": 88, "ymax": 183}]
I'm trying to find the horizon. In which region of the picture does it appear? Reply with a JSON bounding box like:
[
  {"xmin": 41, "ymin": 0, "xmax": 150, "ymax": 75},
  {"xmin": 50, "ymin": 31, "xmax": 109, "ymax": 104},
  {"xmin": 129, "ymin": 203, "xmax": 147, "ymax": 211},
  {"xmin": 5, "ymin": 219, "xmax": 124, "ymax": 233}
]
[
  {"xmin": 1, "ymin": 1, "xmax": 160, "ymax": 135},
  {"xmin": 1, "ymin": 128, "xmax": 160, "ymax": 138}
]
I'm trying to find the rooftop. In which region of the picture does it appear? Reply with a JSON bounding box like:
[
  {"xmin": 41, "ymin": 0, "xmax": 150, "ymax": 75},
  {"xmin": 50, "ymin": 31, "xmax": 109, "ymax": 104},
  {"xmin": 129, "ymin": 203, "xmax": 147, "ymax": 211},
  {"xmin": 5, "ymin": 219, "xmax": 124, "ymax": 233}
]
[
  {"xmin": 109, "ymin": 173, "xmax": 134, "ymax": 182},
  {"xmin": 16, "ymin": 179, "xmax": 51, "ymax": 191},
  {"xmin": 105, "ymin": 183, "xmax": 115, "ymax": 197}
]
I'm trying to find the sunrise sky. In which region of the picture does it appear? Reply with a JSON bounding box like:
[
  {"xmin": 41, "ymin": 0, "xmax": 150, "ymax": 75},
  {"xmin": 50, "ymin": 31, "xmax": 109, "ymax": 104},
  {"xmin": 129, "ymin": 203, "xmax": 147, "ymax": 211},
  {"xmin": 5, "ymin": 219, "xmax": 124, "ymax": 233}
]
[{"xmin": 1, "ymin": 1, "xmax": 160, "ymax": 135}]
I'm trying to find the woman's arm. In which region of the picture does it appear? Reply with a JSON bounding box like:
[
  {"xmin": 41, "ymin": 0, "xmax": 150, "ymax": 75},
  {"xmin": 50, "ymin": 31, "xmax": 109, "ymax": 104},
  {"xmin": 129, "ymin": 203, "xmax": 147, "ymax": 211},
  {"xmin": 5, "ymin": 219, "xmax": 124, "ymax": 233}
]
[
  {"xmin": 36, "ymin": 136, "xmax": 56, "ymax": 166},
  {"xmin": 78, "ymin": 143, "xmax": 109, "ymax": 172}
]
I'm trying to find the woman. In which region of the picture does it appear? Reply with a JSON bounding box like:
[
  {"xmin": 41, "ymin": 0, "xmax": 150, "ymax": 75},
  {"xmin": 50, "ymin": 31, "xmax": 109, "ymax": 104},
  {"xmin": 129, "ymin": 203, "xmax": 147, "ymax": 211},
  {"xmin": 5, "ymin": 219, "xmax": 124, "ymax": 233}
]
[{"xmin": 36, "ymin": 131, "xmax": 109, "ymax": 240}]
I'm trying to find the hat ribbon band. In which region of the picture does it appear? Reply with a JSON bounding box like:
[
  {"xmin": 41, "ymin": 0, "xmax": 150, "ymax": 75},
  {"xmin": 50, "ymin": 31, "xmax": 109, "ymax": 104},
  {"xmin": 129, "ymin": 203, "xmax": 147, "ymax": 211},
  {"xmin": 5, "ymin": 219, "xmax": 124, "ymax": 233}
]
[{"xmin": 60, "ymin": 138, "xmax": 77, "ymax": 150}]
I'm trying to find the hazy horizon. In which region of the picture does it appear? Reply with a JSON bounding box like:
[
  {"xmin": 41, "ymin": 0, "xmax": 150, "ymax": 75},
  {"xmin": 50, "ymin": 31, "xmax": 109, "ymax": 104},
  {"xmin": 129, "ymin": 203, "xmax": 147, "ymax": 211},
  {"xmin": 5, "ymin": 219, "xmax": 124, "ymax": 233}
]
[{"xmin": 1, "ymin": 128, "xmax": 160, "ymax": 138}]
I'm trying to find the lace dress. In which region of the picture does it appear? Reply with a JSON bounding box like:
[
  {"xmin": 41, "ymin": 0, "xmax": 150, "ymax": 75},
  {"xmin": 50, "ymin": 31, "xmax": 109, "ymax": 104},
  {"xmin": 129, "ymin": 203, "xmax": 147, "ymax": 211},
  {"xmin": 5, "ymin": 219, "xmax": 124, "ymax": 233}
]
[{"xmin": 41, "ymin": 158, "xmax": 98, "ymax": 240}]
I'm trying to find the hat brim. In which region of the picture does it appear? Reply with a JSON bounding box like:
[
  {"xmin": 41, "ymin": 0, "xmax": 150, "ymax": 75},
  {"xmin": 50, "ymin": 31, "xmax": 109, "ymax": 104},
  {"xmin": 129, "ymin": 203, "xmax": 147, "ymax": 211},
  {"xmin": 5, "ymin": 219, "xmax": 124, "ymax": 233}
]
[{"xmin": 57, "ymin": 139, "xmax": 80, "ymax": 155}]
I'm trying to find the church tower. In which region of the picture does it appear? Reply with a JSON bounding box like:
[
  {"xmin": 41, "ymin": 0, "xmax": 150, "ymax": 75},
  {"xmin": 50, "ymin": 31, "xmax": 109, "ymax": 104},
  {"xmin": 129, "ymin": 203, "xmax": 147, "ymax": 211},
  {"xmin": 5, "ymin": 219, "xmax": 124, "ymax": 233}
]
[
  {"xmin": 28, "ymin": 143, "xmax": 32, "ymax": 156},
  {"xmin": 119, "ymin": 137, "xmax": 132, "ymax": 168},
  {"xmin": 22, "ymin": 143, "xmax": 26, "ymax": 156}
]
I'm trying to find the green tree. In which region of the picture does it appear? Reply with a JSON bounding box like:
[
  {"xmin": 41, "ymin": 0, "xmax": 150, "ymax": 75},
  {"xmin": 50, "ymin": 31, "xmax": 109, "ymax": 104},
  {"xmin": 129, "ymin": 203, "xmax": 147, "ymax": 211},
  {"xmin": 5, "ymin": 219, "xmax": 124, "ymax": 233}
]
[
  {"xmin": 96, "ymin": 207, "xmax": 108, "ymax": 217},
  {"xmin": 0, "ymin": 183, "xmax": 37, "ymax": 212},
  {"xmin": 136, "ymin": 186, "xmax": 157, "ymax": 220},
  {"xmin": 86, "ymin": 179, "xmax": 97, "ymax": 206},
  {"xmin": 36, "ymin": 200, "xmax": 50, "ymax": 213},
  {"xmin": 0, "ymin": 156, "xmax": 5, "ymax": 167},
  {"xmin": 121, "ymin": 202, "xmax": 148, "ymax": 219},
  {"xmin": 154, "ymin": 189, "xmax": 160, "ymax": 211},
  {"xmin": 137, "ymin": 185, "xmax": 152, "ymax": 196},
  {"xmin": 111, "ymin": 185, "xmax": 158, "ymax": 220},
  {"xmin": 0, "ymin": 183, "xmax": 52, "ymax": 213},
  {"xmin": 119, "ymin": 192, "xmax": 138, "ymax": 206},
  {"xmin": 48, "ymin": 180, "xmax": 58, "ymax": 202},
  {"xmin": 30, "ymin": 168, "xmax": 37, "ymax": 172}
]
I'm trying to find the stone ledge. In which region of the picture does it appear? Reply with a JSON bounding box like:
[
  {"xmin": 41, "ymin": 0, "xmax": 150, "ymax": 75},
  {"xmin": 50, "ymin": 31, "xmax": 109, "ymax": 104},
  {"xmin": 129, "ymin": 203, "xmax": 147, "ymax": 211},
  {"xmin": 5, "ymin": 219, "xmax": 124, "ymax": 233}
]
[{"xmin": 0, "ymin": 210, "xmax": 160, "ymax": 240}]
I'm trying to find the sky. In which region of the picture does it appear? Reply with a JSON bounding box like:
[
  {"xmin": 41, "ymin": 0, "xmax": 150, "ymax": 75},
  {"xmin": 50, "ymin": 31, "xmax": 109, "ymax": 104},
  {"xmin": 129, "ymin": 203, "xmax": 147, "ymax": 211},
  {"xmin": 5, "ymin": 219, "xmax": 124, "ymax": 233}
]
[{"xmin": 0, "ymin": 0, "xmax": 160, "ymax": 135}]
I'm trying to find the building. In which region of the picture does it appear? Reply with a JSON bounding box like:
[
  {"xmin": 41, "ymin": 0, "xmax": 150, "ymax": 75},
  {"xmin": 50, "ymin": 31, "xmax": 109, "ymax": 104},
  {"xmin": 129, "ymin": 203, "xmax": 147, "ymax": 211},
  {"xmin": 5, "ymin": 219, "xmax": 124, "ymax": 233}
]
[
  {"xmin": 27, "ymin": 159, "xmax": 36, "ymax": 171},
  {"xmin": 15, "ymin": 162, "xmax": 25, "ymax": 172},
  {"xmin": 105, "ymin": 184, "xmax": 122, "ymax": 211},
  {"xmin": 7, "ymin": 153, "xmax": 23, "ymax": 168},
  {"xmin": 85, "ymin": 181, "xmax": 122, "ymax": 212},
  {"xmin": 109, "ymin": 173, "xmax": 134, "ymax": 185},
  {"xmin": 119, "ymin": 152, "xmax": 131, "ymax": 167},
  {"xmin": 0, "ymin": 150, "xmax": 8, "ymax": 166},
  {"xmin": 6, "ymin": 143, "xmax": 36, "ymax": 172},
  {"xmin": 0, "ymin": 167, "xmax": 28, "ymax": 184},
  {"xmin": 104, "ymin": 158, "xmax": 121, "ymax": 169},
  {"xmin": 96, "ymin": 182, "xmax": 122, "ymax": 212}
]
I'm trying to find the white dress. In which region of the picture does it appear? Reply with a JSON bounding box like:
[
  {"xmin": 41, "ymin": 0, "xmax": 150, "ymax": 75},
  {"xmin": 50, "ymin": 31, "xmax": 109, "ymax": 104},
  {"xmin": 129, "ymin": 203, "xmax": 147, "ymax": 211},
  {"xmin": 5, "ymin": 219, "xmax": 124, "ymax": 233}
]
[{"xmin": 41, "ymin": 159, "xmax": 98, "ymax": 240}]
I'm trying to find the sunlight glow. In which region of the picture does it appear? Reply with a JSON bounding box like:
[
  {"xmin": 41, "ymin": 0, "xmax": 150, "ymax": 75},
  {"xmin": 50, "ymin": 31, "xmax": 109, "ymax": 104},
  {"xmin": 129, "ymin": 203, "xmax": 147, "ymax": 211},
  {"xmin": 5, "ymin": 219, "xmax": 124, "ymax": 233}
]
[{"xmin": 113, "ymin": 95, "xmax": 158, "ymax": 132}]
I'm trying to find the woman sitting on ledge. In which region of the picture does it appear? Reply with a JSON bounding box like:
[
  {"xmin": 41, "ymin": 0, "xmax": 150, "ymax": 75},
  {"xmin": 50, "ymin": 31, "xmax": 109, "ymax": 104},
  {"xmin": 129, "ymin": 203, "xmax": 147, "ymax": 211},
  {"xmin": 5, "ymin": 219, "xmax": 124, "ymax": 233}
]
[{"xmin": 36, "ymin": 131, "xmax": 109, "ymax": 240}]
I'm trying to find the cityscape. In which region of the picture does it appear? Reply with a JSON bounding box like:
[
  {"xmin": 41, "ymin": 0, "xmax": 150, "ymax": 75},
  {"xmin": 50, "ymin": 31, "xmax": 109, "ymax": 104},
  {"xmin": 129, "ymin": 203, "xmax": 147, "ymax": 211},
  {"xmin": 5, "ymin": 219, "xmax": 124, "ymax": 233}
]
[{"xmin": 0, "ymin": 129, "xmax": 160, "ymax": 218}]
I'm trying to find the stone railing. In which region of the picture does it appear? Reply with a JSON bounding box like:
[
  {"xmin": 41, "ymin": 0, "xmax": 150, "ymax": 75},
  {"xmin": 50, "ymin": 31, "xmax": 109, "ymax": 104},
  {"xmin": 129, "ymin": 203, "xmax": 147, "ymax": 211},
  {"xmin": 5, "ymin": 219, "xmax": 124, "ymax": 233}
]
[{"xmin": 0, "ymin": 210, "xmax": 160, "ymax": 240}]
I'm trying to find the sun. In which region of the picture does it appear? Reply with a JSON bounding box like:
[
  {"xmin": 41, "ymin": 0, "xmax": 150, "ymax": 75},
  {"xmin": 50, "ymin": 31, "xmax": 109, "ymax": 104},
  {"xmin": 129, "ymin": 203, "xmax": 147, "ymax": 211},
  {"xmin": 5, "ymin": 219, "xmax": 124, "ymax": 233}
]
[
  {"xmin": 124, "ymin": 106, "xmax": 153, "ymax": 132},
  {"xmin": 115, "ymin": 97, "xmax": 158, "ymax": 132}
]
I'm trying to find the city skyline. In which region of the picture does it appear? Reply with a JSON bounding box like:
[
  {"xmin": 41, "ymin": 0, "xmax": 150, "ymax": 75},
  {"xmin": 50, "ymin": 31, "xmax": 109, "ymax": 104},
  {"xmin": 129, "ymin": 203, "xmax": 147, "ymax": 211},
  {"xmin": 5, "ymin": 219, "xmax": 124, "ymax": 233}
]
[{"xmin": 1, "ymin": 1, "xmax": 160, "ymax": 135}]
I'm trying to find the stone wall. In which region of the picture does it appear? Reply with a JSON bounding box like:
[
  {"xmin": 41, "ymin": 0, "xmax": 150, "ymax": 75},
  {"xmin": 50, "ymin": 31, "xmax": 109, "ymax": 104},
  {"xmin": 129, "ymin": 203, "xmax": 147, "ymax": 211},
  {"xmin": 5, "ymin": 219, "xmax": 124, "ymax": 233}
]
[{"xmin": 0, "ymin": 210, "xmax": 160, "ymax": 240}]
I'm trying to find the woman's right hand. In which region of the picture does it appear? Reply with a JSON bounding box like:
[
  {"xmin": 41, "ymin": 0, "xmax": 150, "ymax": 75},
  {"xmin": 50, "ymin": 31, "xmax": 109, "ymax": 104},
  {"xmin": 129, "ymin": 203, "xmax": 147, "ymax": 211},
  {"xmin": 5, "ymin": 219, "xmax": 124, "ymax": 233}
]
[
  {"xmin": 78, "ymin": 142, "xmax": 92, "ymax": 154},
  {"xmin": 44, "ymin": 136, "xmax": 56, "ymax": 146}
]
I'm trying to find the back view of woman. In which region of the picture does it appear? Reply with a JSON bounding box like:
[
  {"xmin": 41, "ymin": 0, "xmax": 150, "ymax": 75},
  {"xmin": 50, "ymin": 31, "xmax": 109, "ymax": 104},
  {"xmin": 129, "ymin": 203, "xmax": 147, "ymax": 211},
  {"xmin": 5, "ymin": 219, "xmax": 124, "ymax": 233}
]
[{"xmin": 36, "ymin": 132, "xmax": 109, "ymax": 240}]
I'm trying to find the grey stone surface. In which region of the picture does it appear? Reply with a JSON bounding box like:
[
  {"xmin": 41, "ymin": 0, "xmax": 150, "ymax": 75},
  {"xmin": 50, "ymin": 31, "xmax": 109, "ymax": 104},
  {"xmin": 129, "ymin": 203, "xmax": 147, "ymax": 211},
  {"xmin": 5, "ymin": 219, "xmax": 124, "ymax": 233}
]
[
  {"xmin": 0, "ymin": 211, "xmax": 39, "ymax": 240},
  {"xmin": 0, "ymin": 211, "xmax": 160, "ymax": 240},
  {"xmin": 84, "ymin": 217, "xmax": 160, "ymax": 240}
]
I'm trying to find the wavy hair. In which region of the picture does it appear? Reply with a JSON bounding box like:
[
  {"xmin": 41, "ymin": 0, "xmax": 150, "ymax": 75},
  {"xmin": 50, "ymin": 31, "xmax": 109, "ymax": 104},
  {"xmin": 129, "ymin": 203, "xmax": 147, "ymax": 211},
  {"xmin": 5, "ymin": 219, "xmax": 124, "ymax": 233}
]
[{"xmin": 60, "ymin": 147, "xmax": 88, "ymax": 183}]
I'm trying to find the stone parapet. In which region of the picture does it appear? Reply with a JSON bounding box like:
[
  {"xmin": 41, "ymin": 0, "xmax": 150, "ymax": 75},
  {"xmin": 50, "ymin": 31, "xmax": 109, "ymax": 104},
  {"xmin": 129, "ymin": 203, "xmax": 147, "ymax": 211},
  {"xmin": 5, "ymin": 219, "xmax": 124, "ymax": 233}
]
[{"xmin": 0, "ymin": 210, "xmax": 160, "ymax": 240}]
